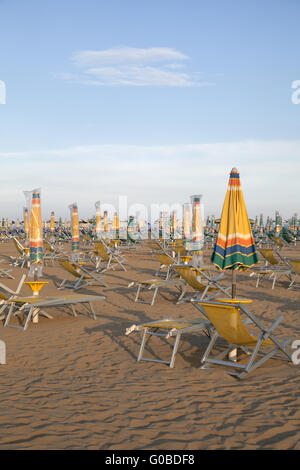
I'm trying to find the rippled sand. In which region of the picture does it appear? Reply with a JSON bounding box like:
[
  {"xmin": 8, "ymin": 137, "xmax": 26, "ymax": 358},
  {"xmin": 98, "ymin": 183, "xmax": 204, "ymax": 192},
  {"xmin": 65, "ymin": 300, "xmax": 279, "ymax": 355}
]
[{"xmin": 0, "ymin": 239, "xmax": 299, "ymax": 449}]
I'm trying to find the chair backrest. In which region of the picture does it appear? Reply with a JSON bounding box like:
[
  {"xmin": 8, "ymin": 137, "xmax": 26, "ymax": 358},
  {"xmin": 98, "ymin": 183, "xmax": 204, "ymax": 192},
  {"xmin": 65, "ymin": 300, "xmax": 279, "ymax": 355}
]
[
  {"xmin": 259, "ymin": 248, "xmax": 280, "ymax": 265},
  {"xmin": 0, "ymin": 288, "xmax": 8, "ymax": 300},
  {"xmin": 196, "ymin": 301, "xmax": 256, "ymax": 346},
  {"xmin": 173, "ymin": 265, "xmax": 207, "ymax": 291},
  {"xmin": 13, "ymin": 237, "xmax": 25, "ymax": 255},
  {"xmin": 58, "ymin": 259, "xmax": 81, "ymax": 278},
  {"xmin": 156, "ymin": 252, "xmax": 174, "ymax": 266},
  {"xmin": 94, "ymin": 241, "xmax": 110, "ymax": 261},
  {"xmin": 288, "ymin": 258, "xmax": 300, "ymax": 275},
  {"xmin": 44, "ymin": 241, "xmax": 54, "ymax": 253},
  {"xmin": 149, "ymin": 241, "xmax": 163, "ymax": 251}
]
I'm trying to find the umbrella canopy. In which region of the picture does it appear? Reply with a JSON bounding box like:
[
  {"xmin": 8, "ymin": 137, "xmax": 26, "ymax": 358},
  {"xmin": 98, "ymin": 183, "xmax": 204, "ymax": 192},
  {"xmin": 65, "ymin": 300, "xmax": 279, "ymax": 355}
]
[{"xmin": 211, "ymin": 168, "xmax": 259, "ymax": 297}]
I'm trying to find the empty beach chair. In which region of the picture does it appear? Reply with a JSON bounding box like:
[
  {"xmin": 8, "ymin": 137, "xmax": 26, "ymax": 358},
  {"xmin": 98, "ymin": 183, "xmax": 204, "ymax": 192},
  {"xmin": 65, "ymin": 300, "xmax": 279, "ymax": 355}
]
[
  {"xmin": 172, "ymin": 264, "xmax": 232, "ymax": 303},
  {"xmin": 0, "ymin": 275, "xmax": 106, "ymax": 330},
  {"xmin": 191, "ymin": 299, "xmax": 293, "ymax": 379},
  {"xmin": 125, "ymin": 318, "xmax": 211, "ymax": 368},
  {"xmin": 58, "ymin": 258, "xmax": 107, "ymax": 291}
]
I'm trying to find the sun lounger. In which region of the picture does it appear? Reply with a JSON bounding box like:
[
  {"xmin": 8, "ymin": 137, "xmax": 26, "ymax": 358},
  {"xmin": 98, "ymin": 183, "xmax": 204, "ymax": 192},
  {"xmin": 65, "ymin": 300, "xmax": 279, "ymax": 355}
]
[
  {"xmin": 58, "ymin": 258, "xmax": 107, "ymax": 291},
  {"xmin": 249, "ymin": 248, "xmax": 293, "ymax": 289},
  {"xmin": 286, "ymin": 258, "xmax": 300, "ymax": 290},
  {"xmin": 0, "ymin": 275, "xmax": 106, "ymax": 330},
  {"xmin": 172, "ymin": 264, "xmax": 232, "ymax": 303},
  {"xmin": 191, "ymin": 299, "xmax": 293, "ymax": 379},
  {"xmin": 128, "ymin": 277, "xmax": 185, "ymax": 306},
  {"xmin": 125, "ymin": 318, "xmax": 211, "ymax": 368},
  {"xmin": 93, "ymin": 240, "xmax": 127, "ymax": 272}
]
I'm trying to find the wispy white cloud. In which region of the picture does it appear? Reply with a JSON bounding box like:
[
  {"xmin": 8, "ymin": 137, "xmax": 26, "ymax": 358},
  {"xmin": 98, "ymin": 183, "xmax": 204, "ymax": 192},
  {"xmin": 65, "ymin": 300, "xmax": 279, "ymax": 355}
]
[
  {"xmin": 71, "ymin": 46, "xmax": 188, "ymax": 66},
  {"xmin": 0, "ymin": 140, "xmax": 299, "ymax": 219},
  {"xmin": 58, "ymin": 46, "xmax": 214, "ymax": 87}
]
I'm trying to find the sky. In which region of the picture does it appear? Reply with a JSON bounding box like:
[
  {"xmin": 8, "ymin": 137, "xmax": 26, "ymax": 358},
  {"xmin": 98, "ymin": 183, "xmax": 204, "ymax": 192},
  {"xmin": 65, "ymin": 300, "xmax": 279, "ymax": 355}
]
[{"xmin": 0, "ymin": 0, "xmax": 299, "ymax": 221}]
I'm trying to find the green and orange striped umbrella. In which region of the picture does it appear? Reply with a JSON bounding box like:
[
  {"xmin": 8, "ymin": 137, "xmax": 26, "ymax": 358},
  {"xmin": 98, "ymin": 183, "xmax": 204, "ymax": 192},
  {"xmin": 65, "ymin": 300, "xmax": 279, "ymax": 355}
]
[{"xmin": 211, "ymin": 168, "xmax": 258, "ymax": 297}]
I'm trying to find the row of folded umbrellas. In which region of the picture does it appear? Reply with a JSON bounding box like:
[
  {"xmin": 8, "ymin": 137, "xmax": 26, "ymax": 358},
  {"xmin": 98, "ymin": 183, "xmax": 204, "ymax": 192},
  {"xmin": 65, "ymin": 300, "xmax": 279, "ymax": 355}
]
[{"xmin": 0, "ymin": 169, "xmax": 298, "ymax": 297}]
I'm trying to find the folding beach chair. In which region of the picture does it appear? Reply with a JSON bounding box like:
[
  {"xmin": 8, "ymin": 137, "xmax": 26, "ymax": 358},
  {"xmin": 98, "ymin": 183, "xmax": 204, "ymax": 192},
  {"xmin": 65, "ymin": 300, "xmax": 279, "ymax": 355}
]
[
  {"xmin": 58, "ymin": 258, "xmax": 107, "ymax": 291},
  {"xmin": 128, "ymin": 278, "xmax": 185, "ymax": 306},
  {"xmin": 155, "ymin": 251, "xmax": 177, "ymax": 279},
  {"xmin": 0, "ymin": 259, "xmax": 14, "ymax": 279},
  {"xmin": 43, "ymin": 240, "xmax": 68, "ymax": 265},
  {"xmin": 93, "ymin": 240, "xmax": 127, "ymax": 272},
  {"xmin": 125, "ymin": 318, "xmax": 211, "ymax": 368},
  {"xmin": 191, "ymin": 299, "xmax": 293, "ymax": 379},
  {"xmin": 0, "ymin": 275, "xmax": 106, "ymax": 330},
  {"xmin": 286, "ymin": 258, "xmax": 300, "ymax": 290},
  {"xmin": 172, "ymin": 264, "xmax": 232, "ymax": 303},
  {"xmin": 249, "ymin": 248, "xmax": 293, "ymax": 289},
  {"xmin": 10, "ymin": 237, "xmax": 29, "ymax": 268}
]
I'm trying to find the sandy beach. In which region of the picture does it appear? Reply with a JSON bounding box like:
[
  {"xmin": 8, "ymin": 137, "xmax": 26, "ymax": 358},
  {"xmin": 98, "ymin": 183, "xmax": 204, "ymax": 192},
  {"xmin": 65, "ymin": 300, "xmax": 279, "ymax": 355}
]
[{"xmin": 0, "ymin": 238, "xmax": 299, "ymax": 450}]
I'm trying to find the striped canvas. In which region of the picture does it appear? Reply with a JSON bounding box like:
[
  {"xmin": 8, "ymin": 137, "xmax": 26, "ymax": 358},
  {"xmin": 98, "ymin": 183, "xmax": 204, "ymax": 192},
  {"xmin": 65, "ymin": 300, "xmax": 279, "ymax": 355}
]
[{"xmin": 211, "ymin": 168, "xmax": 258, "ymax": 271}]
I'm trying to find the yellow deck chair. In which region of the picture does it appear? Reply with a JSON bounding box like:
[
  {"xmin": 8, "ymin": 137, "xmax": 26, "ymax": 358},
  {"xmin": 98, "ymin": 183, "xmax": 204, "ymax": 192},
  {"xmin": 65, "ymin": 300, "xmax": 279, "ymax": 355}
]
[
  {"xmin": 93, "ymin": 240, "xmax": 126, "ymax": 272},
  {"xmin": 0, "ymin": 275, "xmax": 106, "ymax": 330},
  {"xmin": 287, "ymin": 258, "xmax": 300, "ymax": 290},
  {"xmin": 58, "ymin": 258, "xmax": 107, "ymax": 291},
  {"xmin": 191, "ymin": 299, "xmax": 292, "ymax": 379},
  {"xmin": 155, "ymin": 251, "xmax": 176, "ymax": 279},
  {"xmin": 128, "ymin": 277, "xmax": 185, "ymax": 306},
  {"xmin": 173, "ymin": 264, "xmax": 231, "ymax": 303},
  {"xmin": 10, "ymin": 237, "xmax": 29, "ymax": 268},
  {"xmin": 125, "ymin": 318, "xmax": 211, "ymax": 368},
  {"xmin": 250, "ymin": 249, "xmax": 293, "ymax": 289}
]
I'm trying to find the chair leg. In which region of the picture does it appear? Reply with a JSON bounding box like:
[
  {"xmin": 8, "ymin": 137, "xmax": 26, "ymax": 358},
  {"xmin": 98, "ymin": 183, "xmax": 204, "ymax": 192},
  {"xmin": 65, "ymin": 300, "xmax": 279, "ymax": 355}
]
[
  {"xmin": 170, "ymin": 334, "xmax": 181, "ymax": 368},
  {"xmin": 137, "ymin": 328, "xmax": 148, "ymax": 362},
  {"xmin": 200, "ymin": 330, "xmax": 219, "ymax": 368}
]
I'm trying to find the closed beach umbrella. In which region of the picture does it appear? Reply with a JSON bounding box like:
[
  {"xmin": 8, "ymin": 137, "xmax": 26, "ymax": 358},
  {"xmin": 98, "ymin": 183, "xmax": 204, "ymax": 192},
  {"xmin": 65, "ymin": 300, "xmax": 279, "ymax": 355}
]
[
  {"xmin": 259, "ymin": 213, "xmax": 264, "ymax": 233},
  {"xmin": 24, "ymin": 189, "xmax": 43, "ymax": 278},
  {"xmin": 211, "ymin": 168, "xmax": 259, "ymax": 298},
  {"xmin": 69, "ymin": 203, "xmax": 79, "ymax": 261},
  {"xmin": 23, "ymin": 207, "xmax": 29, "ymax": 241},
  {"xmin": 112, "ymin": 212, "xmax": 119, "ymax": 239},
  {"xmin": 171, "ymin": 210, "xmax": 176, "ymax": 239},
  {"xmin": 103, "ymin": 211, "xmax": 109, "ymax": 234},
  {"xmin": 190, "ymin": 195, "xmax": 204, "ymax": 265},
  {"xmin": 95, "ymin": 201, "xmax": 102, "ymax": 239},
  {"xmin": 275, "ymin": 210, "xmax": 281, "ymax": 233},
  {"xmin": 50, "ymin": 211, "xmax": 55, "ymax": 234},
  {"xmin": 183, "ymin": 203, "xmax": 191, "ymax": 240}
]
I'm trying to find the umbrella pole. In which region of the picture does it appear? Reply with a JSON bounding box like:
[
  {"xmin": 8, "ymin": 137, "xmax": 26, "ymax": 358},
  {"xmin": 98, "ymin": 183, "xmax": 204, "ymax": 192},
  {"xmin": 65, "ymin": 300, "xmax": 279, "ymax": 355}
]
[
  {"xmin": 232, "ymin": 269, "xmax": 237, "ymax": 299},
  {"xmin": 229, "ymin": 269, "xmax": 238, "ymax": 362}
]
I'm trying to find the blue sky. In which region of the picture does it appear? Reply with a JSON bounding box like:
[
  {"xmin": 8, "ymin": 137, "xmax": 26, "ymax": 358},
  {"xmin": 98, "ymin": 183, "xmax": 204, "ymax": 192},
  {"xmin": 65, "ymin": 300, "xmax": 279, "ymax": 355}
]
[{"xmin": 0, "ymin": 0, "xmax": 299, "ymax": 220}]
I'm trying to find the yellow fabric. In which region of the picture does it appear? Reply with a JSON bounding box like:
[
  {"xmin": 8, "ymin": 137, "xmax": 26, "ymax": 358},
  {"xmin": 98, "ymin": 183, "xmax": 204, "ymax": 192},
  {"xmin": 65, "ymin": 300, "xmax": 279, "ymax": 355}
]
[
  {"xmin": 174, "ymin": 266, "xmax": 217, "ymax": 291},
  {"xmin": 59, "ymin": 259, "xmax": 91, "ymax": 279},
  {"xmin": 156, "ymin": 253, "xmax": 174, "ymax": 266},
  {"xmin": 197, "ymin": 302, "xmax": 273, "ymax": 347},
  {"xmin": 141, "ymin": 320, "xmax": 199, "ymax": 330},
  {"xmin": 260, "ymin": 249, "xmax": 280, "ymax": 265},
  {"xmin": 288, "ymin": 258, "xmax": 300, "ymax": 275}
]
